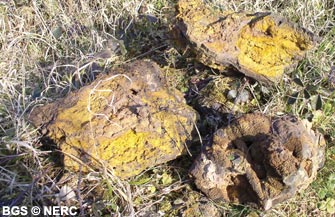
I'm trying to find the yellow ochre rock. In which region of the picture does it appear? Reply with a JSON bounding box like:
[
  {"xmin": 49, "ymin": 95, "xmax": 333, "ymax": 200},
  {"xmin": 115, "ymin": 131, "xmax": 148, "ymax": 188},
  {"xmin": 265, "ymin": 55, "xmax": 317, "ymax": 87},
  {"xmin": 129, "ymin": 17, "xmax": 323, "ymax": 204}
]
[
  {"xmin": 29, "ymin": 60, "xmax": 198, "ymax": 179},
  {"xmin": 175, "ymin": 0, "xmax": 316, "ymax": 83},
  {"xmin": 190, "ymin": 114, "xmax": 325, "ymax": 210}
]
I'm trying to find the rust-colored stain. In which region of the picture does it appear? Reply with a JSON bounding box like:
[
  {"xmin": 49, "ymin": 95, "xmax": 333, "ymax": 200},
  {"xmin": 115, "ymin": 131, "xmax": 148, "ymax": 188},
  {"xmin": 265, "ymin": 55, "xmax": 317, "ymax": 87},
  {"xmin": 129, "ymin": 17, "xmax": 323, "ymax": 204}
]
[
  {"xmin": 191, "ymin": 114, "xmax": 326, "ymax": 210},
  {"xmin": 29, "ymin": 60, "xmax": 198, "ymax": 179},
  {"xmin": 175, "ymin": 0, "xmax": 316, "ymax": 83}
]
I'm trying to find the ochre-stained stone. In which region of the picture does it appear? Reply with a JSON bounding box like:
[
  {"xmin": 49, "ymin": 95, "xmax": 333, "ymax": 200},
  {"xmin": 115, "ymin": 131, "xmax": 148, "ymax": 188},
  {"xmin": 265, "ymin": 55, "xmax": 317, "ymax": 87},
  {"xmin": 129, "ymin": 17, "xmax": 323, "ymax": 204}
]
[
  {"xmin": 190, "ymin": 114, "xmax": 325, "ymax": 210},
  {"xmin": 175, "ymin": 0, "xmax": 316, "ymax": 83},
  {"xmin": 29, "ymin": 60, "xmax": 198, "ymax": 179}
]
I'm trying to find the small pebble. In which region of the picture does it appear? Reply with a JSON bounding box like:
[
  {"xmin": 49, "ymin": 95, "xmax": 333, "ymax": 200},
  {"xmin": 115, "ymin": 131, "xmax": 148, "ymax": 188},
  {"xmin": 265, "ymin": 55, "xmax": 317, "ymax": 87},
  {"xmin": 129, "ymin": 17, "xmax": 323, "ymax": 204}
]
[{"xmin": 227, "ymin": 89, "xmax": 237, "ymax": 99}]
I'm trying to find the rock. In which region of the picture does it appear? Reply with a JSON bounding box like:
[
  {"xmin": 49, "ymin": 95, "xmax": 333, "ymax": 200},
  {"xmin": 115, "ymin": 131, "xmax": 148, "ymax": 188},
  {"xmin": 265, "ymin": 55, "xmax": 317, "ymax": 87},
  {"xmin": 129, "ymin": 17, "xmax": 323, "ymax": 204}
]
[
  {"xmin": 190, "ymin": 113, "xmax": 325, "ymax": 210},
  {"xmin": 182, "ymin": 201, "xmax": 220, "ymax": 217},
  {"xmin": 29, "ymin": 60, "xmax": 198, "ymax": 179},
  {"xmin": 175, "ymin": 0, "xmax": 316, "ymax": 83}
]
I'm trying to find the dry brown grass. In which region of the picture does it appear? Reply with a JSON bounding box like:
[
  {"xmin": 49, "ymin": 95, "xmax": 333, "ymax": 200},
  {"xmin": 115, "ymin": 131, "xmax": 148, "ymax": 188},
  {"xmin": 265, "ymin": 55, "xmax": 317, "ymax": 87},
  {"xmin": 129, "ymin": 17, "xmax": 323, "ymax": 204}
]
[{"xmin": 0, "ymin": 0, "xmax": 334, "ymax": 216}]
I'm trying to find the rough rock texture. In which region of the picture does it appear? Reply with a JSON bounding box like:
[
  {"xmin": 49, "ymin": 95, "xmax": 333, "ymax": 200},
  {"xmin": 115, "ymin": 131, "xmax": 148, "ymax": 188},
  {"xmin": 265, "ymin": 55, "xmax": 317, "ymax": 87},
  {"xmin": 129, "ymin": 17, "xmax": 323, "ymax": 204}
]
[
  {"xmin": 190, "ymin": 114, "xmax": 325, "ymax": 210},
  {"xmin": 182, "ymin": 201, "xmax": 220, "ymax": 217},
  {"xmin": 175, "ymin": 0, "xmax": 316, "ymax": 83},
  {"xmin": 29, "ymin": 60, "xmax": 198, "ymax": 179}
]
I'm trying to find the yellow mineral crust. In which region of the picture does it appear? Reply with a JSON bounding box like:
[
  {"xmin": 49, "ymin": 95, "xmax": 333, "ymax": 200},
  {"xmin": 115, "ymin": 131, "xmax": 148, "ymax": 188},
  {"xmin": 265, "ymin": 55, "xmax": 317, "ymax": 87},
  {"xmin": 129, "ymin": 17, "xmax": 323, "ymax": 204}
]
[
  {"xmin": 176, "ymin": 0, "xmax": 316, "ymax": 83},
  {"xmin": 237, "ymin": 16, "xmax": 312, "ymax": 80},
  {"xmin": 29, "ymin": 60, "xmax": 198, "ymax": 179}
]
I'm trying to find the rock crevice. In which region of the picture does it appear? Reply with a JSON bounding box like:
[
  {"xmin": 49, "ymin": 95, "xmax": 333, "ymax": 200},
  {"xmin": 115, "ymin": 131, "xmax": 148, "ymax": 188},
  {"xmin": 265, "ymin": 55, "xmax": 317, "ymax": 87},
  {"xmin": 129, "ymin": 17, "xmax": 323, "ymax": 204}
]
[{"xmin": 190, "ymin": 114, "xmax": 325, "ymax": 210}]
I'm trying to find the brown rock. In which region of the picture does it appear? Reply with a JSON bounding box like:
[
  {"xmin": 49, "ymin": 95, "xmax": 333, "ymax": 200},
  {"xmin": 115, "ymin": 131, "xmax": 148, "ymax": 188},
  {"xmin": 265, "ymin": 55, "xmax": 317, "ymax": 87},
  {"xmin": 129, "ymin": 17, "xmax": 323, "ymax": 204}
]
[
  {"xmin": 175, "ymin": 0, "xmax": 316, "ymax": 83},
  {"xmin": 182, "ymin": 201, "xmax": 220, "ymax": 217},
  {"xmin": 190, "ymin": 114, "xmax": 325, "ymax": 210},
  {"xmin": 29, "ymin": 60, "xmax": 198, "ymax": 179}
]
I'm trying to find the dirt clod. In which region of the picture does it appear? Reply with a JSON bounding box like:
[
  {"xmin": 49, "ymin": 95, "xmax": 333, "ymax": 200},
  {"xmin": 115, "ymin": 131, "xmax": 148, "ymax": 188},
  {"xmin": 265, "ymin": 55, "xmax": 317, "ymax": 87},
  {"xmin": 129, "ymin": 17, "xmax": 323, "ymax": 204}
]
[{"xmin": 190, "ymin": 113, "xmax": 325, "ymax": 210}]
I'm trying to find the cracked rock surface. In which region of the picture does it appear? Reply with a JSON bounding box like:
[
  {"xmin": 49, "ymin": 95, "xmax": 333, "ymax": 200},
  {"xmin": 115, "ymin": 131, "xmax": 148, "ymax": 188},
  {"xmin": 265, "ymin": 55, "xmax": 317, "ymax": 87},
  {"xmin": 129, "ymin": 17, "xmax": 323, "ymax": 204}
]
[
  {"xmin": 190, "ymin": 113, "xmax": 325, "ymax": 210},
  {"xmin": 175, "ymin": 0, "xmax": 316, "ymax": 83},
  {"xmin": 29, "ymin": 60, "xmax": 198, "ymax": 179}
]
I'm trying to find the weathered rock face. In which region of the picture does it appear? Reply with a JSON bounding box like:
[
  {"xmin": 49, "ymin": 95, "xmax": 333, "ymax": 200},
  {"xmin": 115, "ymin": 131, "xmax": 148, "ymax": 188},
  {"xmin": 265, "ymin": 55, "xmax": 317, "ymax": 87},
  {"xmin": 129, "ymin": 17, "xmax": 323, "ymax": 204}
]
[
  {"xmin": 175, "ymin": 0, "xmax": 316, "ymax": 83},
  {"xmin": 29, "ymin": 60, "xmax": 198, "ymax": 179},
  {"xmin": 190, "ymin": 114, "xmax": 325, "ymax": 210}
]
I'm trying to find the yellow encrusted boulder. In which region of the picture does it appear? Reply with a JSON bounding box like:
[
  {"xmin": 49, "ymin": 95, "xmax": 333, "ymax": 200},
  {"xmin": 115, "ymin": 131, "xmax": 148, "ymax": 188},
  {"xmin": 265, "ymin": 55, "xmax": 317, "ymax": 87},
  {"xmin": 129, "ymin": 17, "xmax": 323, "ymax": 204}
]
[
  {"xmin": 190, "ymin": 114, "xmax": 325, "ymax": 210},
  {"xmin": 29, "ymin": 60, "xmax": 198, "ymax": 179},
  {"xmin": 175, "ymin": 0, "xmax": 316, "ymax": 83}
]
